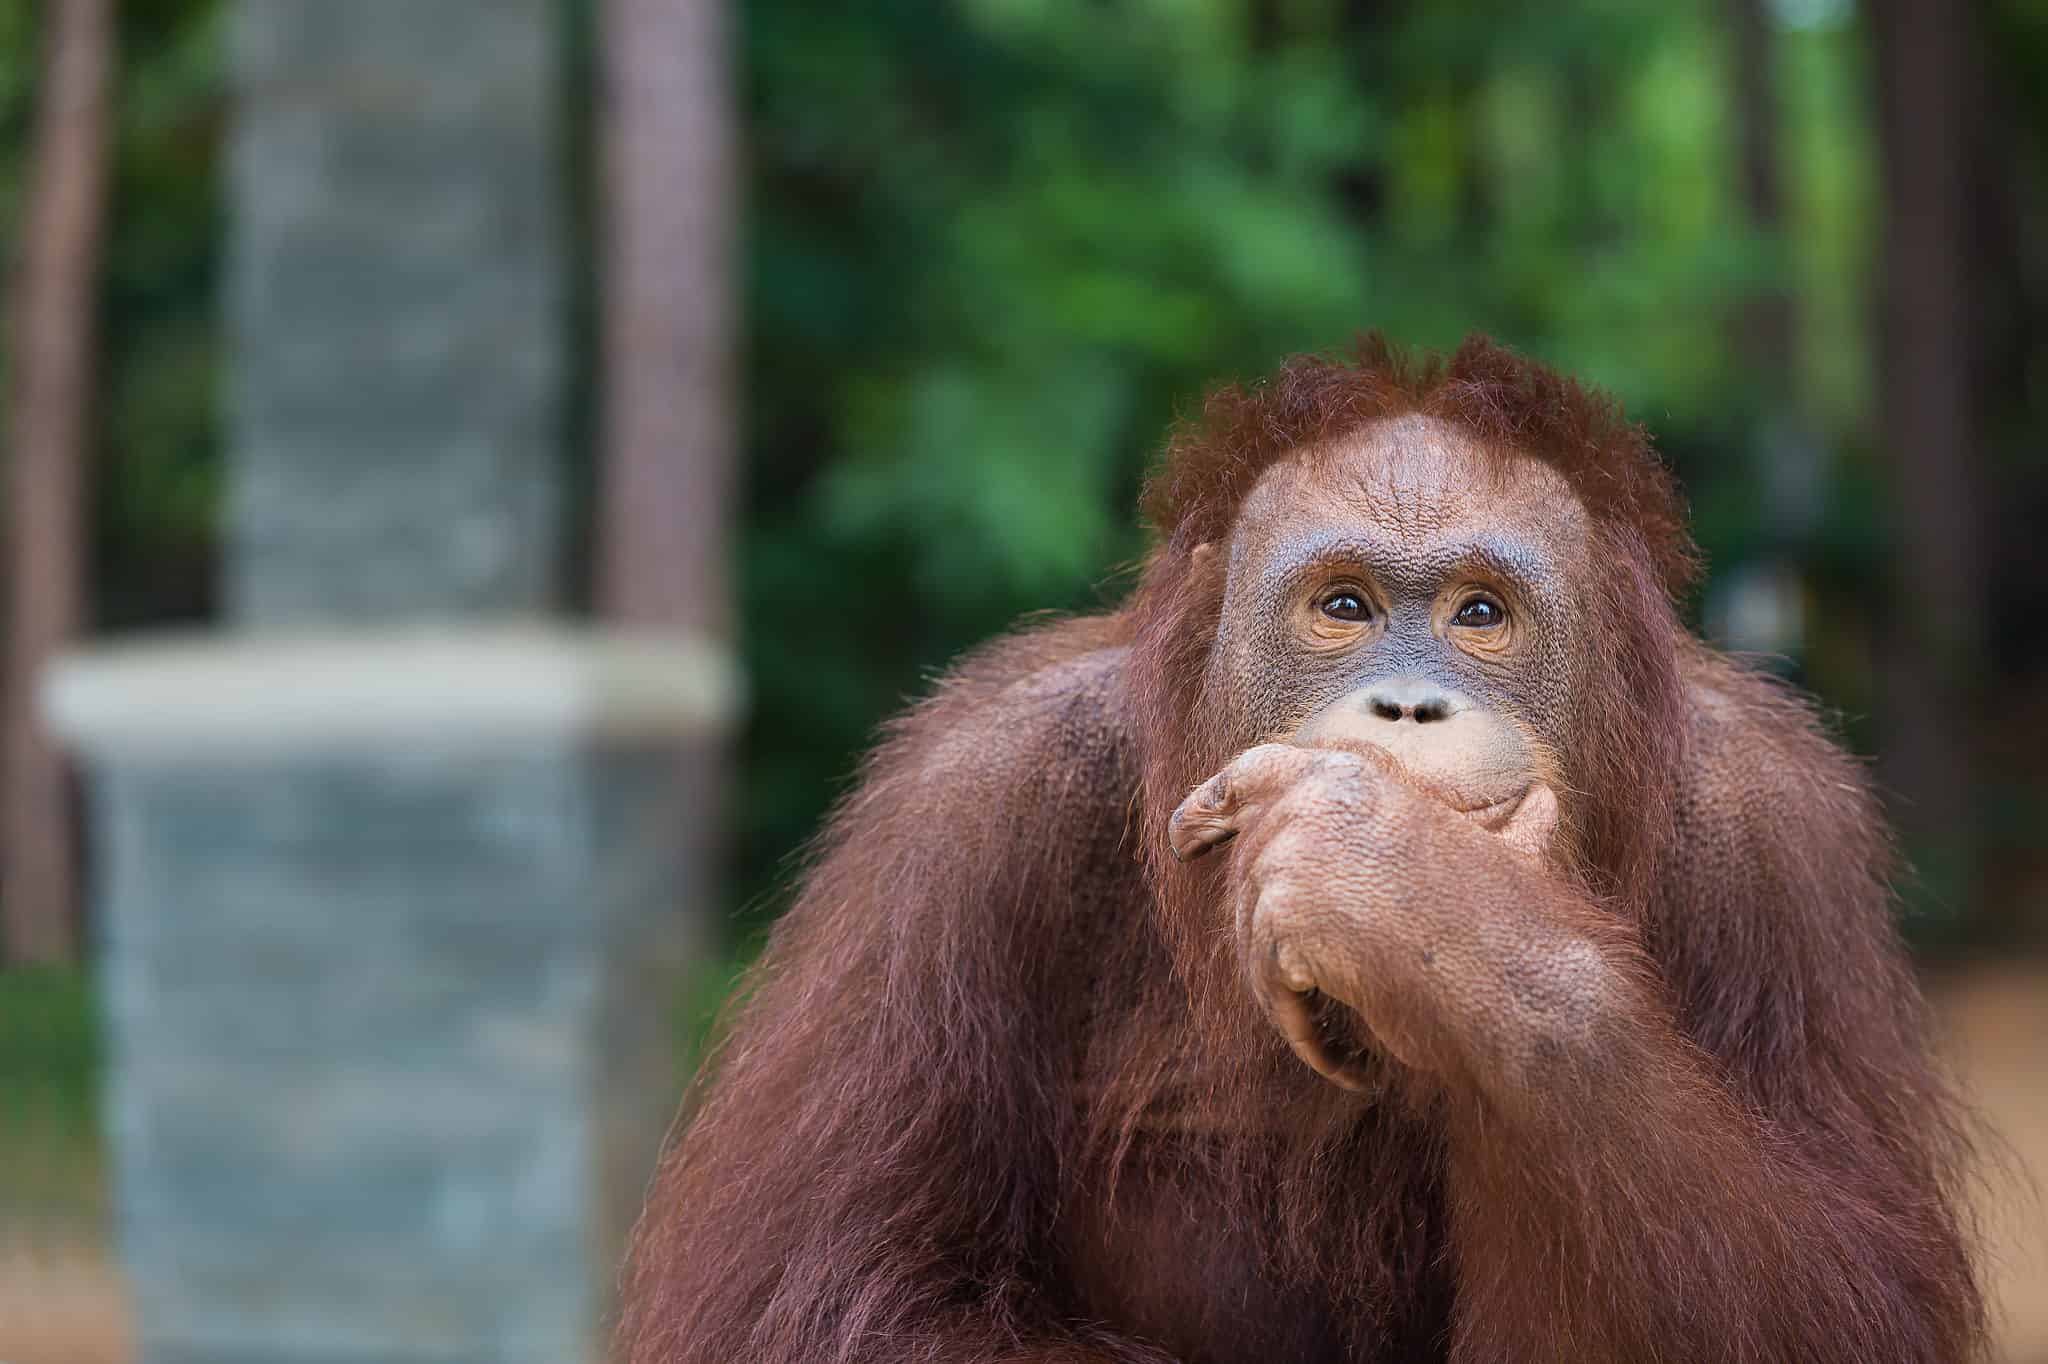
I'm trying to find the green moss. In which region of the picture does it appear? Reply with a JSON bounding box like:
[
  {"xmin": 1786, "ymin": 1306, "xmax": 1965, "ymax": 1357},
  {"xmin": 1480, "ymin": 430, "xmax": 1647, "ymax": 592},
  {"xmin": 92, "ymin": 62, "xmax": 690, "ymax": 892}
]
[{"xmin": 0, "ymin": 967, "xmax": 107, "ymax": 1225}]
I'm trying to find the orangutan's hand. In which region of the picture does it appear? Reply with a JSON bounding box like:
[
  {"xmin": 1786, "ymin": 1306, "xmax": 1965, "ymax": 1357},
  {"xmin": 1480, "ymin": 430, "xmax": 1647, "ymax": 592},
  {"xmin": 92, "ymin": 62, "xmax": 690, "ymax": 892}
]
[{"xmin": 1168, "ymin": 742, "xmax": 1625, "ymax": 1093}]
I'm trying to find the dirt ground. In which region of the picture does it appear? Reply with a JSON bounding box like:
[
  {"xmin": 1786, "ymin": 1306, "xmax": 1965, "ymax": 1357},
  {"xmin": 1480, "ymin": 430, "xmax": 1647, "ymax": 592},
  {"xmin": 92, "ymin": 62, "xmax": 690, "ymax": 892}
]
[
  {"xmin": 1938, "ymin": 964, "xmax": 2048, "ymax": 1362},
  {"xmin": 2, "ymin": 966, "xmax": 2043, "ymax": 1364},
  {"xmin": 0, "ymin": 1238, "xmax": 128, "ymax": 1364}
]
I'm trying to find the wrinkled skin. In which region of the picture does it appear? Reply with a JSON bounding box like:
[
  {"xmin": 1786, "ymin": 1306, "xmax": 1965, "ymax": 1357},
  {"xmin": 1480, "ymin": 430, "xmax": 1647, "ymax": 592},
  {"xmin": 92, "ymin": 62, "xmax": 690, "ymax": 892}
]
[
  {"xmin": 621, "ymin": 342, "xmax": 1984, "ymax": 1364},
  {"xmin": 1201, "ymin": 413, "xmax": 1589, "ymax": 784},
  {"xmin": 1167, "ymin": 421, "xmax": 1606, "ymax": 1092},
  {"xmin": 1170, "ymin": 740, "xmax": 1568, "ymax": 1091}
]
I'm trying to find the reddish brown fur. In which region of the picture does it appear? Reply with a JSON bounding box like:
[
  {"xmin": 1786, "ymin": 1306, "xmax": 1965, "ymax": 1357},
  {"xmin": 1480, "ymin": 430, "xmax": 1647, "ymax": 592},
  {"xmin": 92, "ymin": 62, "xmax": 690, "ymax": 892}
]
[
  {"xmin": 1142, "ymin": 334, "xmax": 1697, "ymax": 594},
  {"xmin": 621, "ymin": 337, "xmax": 1984, "ymax": 1363}
]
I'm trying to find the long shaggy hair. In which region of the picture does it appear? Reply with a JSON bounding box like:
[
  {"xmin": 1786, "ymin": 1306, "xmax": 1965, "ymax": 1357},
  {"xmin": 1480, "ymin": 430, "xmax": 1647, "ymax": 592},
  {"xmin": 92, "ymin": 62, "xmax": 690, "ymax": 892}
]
[
  {"xmin": 1090, "ymin": 334, "xmax": 1705, "ymax": 1325},
  {"xmin": 619, "ymin": 334, "xmax": 1983, "ymax": 1364}
]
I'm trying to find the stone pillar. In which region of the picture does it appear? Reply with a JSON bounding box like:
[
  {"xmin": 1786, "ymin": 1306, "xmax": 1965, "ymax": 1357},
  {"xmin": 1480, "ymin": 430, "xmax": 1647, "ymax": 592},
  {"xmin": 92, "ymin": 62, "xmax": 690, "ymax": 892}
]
[
  {"xmin": 50, "ymin": 634, "xmax": 736, "ymax": 1364},
  {"xmin": 224, "ymin": 0, "xmax": 565, "ymax": 624},
  {"xmin": 45, "ymin": 4, "xmax": 739, "ymax": 1362}
]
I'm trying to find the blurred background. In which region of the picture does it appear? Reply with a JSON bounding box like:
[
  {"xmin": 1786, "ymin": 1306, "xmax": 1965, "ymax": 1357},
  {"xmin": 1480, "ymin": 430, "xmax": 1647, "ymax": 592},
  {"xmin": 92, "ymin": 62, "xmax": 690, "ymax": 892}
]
[{"xmin": 1, "ymin": 0, "xmax": 2045, "ymax": 1360}]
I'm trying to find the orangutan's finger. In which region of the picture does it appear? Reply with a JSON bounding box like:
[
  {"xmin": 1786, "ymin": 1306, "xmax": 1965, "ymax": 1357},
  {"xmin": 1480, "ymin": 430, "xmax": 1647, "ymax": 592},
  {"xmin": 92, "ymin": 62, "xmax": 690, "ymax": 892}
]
[
  {"xmin": 1168, "ymin": 744, "xmax": 1327, "ymax": 862},
  {"xmin": 1256, "ymin": 967, "xmax": 1376, "ymax": 1094}
]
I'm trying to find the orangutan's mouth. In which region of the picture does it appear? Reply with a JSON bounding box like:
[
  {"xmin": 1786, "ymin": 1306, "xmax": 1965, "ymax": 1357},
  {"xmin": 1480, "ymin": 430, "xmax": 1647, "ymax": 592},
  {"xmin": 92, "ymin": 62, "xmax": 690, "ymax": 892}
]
[{"xmin": 1449, "ymin": 785, "xmax": 1533, "ymax": 831}]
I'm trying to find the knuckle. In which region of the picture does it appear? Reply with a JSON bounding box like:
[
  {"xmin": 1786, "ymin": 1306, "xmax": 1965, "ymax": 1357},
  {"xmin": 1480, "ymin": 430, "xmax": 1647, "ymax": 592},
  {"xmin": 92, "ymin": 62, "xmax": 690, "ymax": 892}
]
[
  {"xmin": 1268, "ymin": 934, "xmax": 1318, "ymax": 995},
  {"xmin": 1298, "ymin": 748, "xmax": 1371, "ymax": 798},
  {"xmin": 1245, "ymin": 906, "xmax": 1303, "ymax": 990},
  {"xmin": 1221, "ymin": 750, "xmax": 1273, "ymax": 795},
  {"xmin": 1245, "ymin": 826, "xmax": 1313, "ymax": 895},
  {"xmin": 1247, "ymin": 873, "xmax": 1321, "ymax": 951},
  {"xmin": 1312, "ymin": 746, "xmax": 1365, "ymax": 775},
  {"xmin": 1237, "ymin": 742, "xmax": 1311, "ymax": 786}
]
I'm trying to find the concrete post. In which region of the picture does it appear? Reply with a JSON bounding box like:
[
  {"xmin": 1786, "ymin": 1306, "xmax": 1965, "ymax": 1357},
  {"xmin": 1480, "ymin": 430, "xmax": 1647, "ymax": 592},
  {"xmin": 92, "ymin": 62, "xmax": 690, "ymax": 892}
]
[
  {"xmin": 45, "ymin": 3, "xmax": 738, "ymax": 1360},
  {"xmin": 49, "ymin": 634, "xmax": 737, "ymax": 1364}
]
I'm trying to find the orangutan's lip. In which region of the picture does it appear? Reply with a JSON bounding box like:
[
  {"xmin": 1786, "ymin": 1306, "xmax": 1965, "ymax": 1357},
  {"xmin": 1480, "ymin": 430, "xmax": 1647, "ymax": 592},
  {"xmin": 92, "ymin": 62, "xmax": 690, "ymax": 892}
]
[{"xmin": 1451, "ymin": 786, "xmax": 1531, "ymax": 829}]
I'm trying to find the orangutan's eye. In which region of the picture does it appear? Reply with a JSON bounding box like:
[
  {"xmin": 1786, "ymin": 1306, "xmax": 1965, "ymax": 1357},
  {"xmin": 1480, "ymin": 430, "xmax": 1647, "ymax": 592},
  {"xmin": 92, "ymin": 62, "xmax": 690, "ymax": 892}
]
[
  {"xmin": 1319, "ymin": 590, "xmax": 1370, "ymax": 623},
  {"xmin": 1451, "ymin": 595, "xmax": 1505, "ymax": 629}
]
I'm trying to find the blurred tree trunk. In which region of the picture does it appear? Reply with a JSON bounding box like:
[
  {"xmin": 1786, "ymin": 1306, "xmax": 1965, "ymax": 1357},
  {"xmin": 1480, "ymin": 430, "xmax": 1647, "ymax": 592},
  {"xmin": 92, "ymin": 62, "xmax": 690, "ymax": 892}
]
[
  {"xmin": 1727, "ymin": 0, "xmax": 1795, "ymax": 390},
  {"xmin": 4, "ymin": 0, "xmax": 112, "ymax": 966},
  {"xmin": 597, "ymin": 0, "xmax": 738, "ymax": 940},
  {"xmin": 1972, "ymin": 10, "xmax": 2048, "ymax": 947},
  {"xmin": 1866, "ymin": 0, "xmax": 1983, "ymax": 920},
  {"xmin": 596, "ymin": 0, "xmax": 736, "ymax": 639},
  {"xmin": 1714, "ymin": 0, "xmax": 1820, "ymax": 667}
]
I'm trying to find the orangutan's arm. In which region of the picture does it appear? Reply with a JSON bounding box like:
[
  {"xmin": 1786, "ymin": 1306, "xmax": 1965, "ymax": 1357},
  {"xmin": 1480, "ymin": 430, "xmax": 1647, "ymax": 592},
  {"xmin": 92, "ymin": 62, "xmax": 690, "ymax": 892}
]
[
  {"xmin": 1452, "ymin": 661, "xmax": 1982, "ymax": 1364},
  {"xmin": 620, "ymin": 624, "xmax": 1175, "ymax": 1364},
  {"xmin": 1437, "ymin": 899, "xmax": 1974, "ymax": 1364},
  {"xmin": 1171, "ymin": 737, "xmax": 1981, "ymax": 1364}
]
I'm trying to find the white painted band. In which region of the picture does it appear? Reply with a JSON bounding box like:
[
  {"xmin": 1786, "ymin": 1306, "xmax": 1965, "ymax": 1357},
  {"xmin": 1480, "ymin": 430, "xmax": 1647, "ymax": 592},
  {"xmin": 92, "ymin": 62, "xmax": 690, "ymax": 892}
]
[{"xmin": 44, "ymin": 625, "xmax": 744, "ymax": 759}]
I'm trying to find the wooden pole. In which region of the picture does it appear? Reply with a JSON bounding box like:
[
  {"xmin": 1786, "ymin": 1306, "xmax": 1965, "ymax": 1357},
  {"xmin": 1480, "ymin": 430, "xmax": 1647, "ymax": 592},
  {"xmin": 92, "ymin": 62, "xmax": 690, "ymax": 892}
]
[
  {"xmin": 1866, "ymin": 0, "xmax": 1982, "ymax": 915},
  {"xmin": 1726, "ymin": 0, "xmax": 1796, "ymax": 393},
  {"xmin": 4, "ymin": 0, "xmax": 112, "ymax": 965},
  {"xmin": 597, "ymin": 0, "xmax": 736, "ymax": 639}
]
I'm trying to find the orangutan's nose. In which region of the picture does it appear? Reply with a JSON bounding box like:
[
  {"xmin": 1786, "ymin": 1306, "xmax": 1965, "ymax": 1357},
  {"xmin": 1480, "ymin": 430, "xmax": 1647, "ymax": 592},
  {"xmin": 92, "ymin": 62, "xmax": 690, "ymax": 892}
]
[{"xmin": 1360, "ymin": 678, "xmax": 1467, "ymax": 725}]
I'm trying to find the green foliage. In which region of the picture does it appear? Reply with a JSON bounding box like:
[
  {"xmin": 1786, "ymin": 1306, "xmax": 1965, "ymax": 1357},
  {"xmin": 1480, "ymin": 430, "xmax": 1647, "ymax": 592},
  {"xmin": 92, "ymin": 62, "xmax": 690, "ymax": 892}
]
[
  {"xmin": 731, "ymin": 0, "xmax": 1883, "ymax": 920},
  {"xmin": 0, "ymin": 968, "xmax": 103, "ymax": 1220},
  {"xmin": 96, "ymin": 0, "xmax": 226, "ymax": 628},
  {"xmin": 0, "ymin": 0, "xmax": 1917, "ymax": 925}
]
